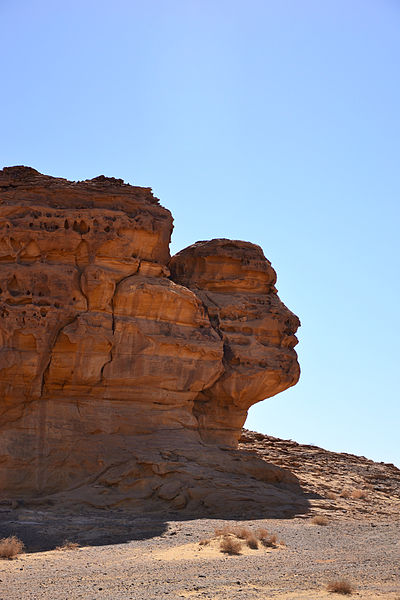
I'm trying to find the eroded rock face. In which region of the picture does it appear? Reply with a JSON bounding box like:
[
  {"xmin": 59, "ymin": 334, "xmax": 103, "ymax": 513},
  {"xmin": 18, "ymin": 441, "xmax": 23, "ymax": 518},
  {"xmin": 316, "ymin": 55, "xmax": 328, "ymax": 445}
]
[
  {"xmin": 0, "ymin": 166, "xmax": 301, "ymax": 515},
  {"xmin": 170, "ymin": 239, "xmax": 300, "ymax": 445}
]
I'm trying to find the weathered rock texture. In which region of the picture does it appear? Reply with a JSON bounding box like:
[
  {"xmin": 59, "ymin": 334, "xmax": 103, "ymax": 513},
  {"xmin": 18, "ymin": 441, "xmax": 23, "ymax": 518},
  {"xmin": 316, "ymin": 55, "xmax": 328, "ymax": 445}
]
[
  {"xmin": 170, "ymin": 240, "xmax": 300, "ymax": 444},
  {"xmin": 0, "ymin": 166, "xmax": 301, "ymax": 516}
]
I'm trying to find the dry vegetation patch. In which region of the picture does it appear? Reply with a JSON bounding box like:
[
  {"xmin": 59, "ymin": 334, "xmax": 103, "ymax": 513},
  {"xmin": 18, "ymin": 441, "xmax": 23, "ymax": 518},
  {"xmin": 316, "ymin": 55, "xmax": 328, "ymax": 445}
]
[
  {"xmin": 219, "ymin": 535, "xmax": 242, "ymax": 555},
  {"xmin": 216, "ymin": 527, "xmax": 266, "ymax": 550},
  {"xmin": 259, "ymin": 532, "xmax": 278, "ymax": 547},
  {"xmin": 232, "ymin": 526, "xmax": 252, "ymax": 540},
  {"xmin": 339, "ymin": 487, "xmax": 368, "ymax": 500},
  {"xmin": 0, "ymin": 536, "xmax": 24, "ymax": 559},
  {"xmin": 208, "ymin": 526, "xmax": 283, "ymax": 555},
  {"xmin": 327, "ymin": 579, "xmax": 354, "ymax": 595},
  {"xmin": 245, "ymin": 534, "xmax": 259, "ymax": 549},
  {"xmin": 56, "ymin": 541, "xmax": 80, "ymax": 551},
  {"xmin": 311, "ymin": 515, "xmax": 329, "ymax": 526}
]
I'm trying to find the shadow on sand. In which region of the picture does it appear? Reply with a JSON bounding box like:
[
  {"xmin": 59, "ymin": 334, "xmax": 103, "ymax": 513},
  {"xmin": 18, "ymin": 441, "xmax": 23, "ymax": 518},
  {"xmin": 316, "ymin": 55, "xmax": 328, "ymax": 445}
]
[{"xmin": 0, "ymin": 455, "xmax": 314, "ymax": 553}]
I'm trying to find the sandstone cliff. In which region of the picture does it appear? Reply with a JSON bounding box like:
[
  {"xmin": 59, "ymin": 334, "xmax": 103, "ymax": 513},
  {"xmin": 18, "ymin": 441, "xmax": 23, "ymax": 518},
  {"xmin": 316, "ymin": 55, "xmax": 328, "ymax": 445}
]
[{"xmin": 0, "ymin": 166, "xmax": 301, "ymax": 515}]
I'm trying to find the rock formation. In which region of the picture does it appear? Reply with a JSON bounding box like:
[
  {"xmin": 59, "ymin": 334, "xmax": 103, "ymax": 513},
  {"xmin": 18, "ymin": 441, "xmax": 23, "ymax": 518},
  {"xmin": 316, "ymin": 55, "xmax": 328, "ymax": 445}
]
[
  {"xmin": 0, "ymin": 166, "xmax": 301, "ymax": 516},
  {"xmin": 170, "ymin": 240, "xmax": 300, "ymax": 445}
]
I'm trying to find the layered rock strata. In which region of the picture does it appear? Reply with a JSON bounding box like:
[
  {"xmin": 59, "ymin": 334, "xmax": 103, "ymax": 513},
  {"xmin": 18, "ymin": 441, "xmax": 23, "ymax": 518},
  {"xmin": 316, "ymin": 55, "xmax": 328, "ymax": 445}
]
[
  {"xmin": 0, "ymin": 166, "xmax": 301, "ymax": 515},
  {"xmin": 170, "ymin": 239, "xmax": 300, "ymax": 445}
]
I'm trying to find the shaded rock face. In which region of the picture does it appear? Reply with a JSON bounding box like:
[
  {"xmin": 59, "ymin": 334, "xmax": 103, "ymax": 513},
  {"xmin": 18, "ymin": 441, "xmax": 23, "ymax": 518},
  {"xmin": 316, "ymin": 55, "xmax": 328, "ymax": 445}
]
[{"xmin": 0, "ymin": 166, "xmax": 301, "ymax": 515}]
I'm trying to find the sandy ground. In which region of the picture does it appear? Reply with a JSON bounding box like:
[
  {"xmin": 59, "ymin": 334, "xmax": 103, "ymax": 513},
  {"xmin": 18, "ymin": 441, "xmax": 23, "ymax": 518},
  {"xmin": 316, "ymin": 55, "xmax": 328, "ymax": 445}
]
[
  {"xmin": 1, "ymin": 513, "xmax": 399, "ymax": 600},
  {"xmin": 1, "ymin": 431, "xmax": 399, "ymax": 599}
]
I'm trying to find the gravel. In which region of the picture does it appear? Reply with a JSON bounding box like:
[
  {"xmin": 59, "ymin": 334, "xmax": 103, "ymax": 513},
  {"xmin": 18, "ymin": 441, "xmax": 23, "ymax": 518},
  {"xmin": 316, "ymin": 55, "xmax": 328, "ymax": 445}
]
[{"xmin": 1, "ymin": 514, "xmax": 399, "ymax": 600}]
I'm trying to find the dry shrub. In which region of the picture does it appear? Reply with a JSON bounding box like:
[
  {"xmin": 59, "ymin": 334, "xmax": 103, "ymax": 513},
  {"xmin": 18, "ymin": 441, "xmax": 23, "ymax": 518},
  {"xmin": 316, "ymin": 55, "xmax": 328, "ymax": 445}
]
[
  {"xmin": 350, "ymin": 489, "xmax": 368, "ymax": 500},
  {"xmin": 199, "ymin": 538, "xmax": 210, "ymax": 546},
  {"xmin": 56, "ymin": 541, "xmax": 80, "ymax": 551},
  {"xmin": 256, "ymin": 528, "xmax": 282, "ymax": 547},
  {"xmin": 311, "ymin": 515, "xmax": 329, "ymax": 526},
  {"xmin": 327, "ymin": 579, "xmax": 353, "ymax": 595},
  {"xmin": 260, "ymin": 533, "xmax": 278, "ymax": 548},
  {"xmin": 212, "ymin": 525, "xmax": 281, "ymax": 552},
  {"xmin": 245, "ymin": 534, "xmax": 259, "ymax": 549},
  {"xmin": 327, "ymin": 491, "xmax": 337, "ymax": 500},
  {"xmin": 233, "ymin": 526, "xmax": 252, "ymax": 540},
  {"xmin": 214, "ymin": 526, "xmax": 232, "ymax": 537},
  {"xmin": 256, "ymin": 527, "xmax": 269, "ymax": 539},
  {"xmin": 220, "ymin": 535, "xmax": 242, "ymax": 555},
  {"xmin": 340, "ymin": 488, "xmax": 351, "ymax": 498},
  {"xmin": 215, "ymin": 526, "xmax": 252, "ymax": 539},
  {"xmin": 0, "ymin": 536, "xmax": 24, "ymax": 559},
  {"xmin": 214, "ymin": 525, "xmax": 255, "ymax": 538}
]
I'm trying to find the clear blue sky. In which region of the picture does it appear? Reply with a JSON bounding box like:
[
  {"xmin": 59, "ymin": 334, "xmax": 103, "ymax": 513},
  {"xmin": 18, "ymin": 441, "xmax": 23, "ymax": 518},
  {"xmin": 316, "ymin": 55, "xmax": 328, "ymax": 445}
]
[{"xmin": 1, "ymin": 0, "xmax": 399, "ymax": 466}]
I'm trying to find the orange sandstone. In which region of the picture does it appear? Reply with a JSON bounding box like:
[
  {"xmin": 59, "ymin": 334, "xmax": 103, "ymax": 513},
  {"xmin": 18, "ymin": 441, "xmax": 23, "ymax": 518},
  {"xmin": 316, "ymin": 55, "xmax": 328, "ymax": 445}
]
[{"xmin": 0, "ymin": 166, "xmax": 301, "ymax": 515}]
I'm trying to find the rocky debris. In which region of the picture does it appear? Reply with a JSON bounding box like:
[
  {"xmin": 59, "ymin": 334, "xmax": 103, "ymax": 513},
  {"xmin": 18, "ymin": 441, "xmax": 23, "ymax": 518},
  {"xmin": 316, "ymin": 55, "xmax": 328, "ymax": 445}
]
[
  {"xmin": 240, "ymin": 429, "xmax": 400, "ymax": 520},
  {"xmin": 0, "ymin": 166, "xmax": 301, "ymax": 514}
]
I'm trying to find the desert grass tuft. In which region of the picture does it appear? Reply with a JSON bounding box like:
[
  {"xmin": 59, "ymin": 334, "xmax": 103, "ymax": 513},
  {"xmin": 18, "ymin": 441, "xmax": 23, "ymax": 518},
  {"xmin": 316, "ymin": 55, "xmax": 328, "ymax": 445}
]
[
  {"xmin": 232, "ymin": 526, "xmax": 252, "ymax": 540},
  {"xmin": 311, "ymin": 515, "xmax": 329, "ymax": 526},
  {"xmin": 199, "ymin": 538, "xmax": 210, "ymax": 546},
  {"xmin": 56, "ymin": 541, "xmax": 80, "ymax": 551},
  {"xmin": 255, "ymin": 528, "xmax": 283, "ymax": 547},
  {"xmin": 0, "ymin": 536, "xmax": 24, "ymax": 559},
  {"xmin": 259, "ymin": 533, "xmax": 278, "ymax": 548},
  {"xmin": 219, "ymin": 535, "xmax": 242, "ymax": 555},
  {"xmin": 214, "ymin": 526, "xmax": 233, "ymax": 537},
  {"xmin": 245, "ymin": 534, "xmax": 259, "ymax": 549},
  {"xmin": 327, "ymin": 579, "xmax": 354, "ymax": 595},
  {"xmin": 255, "ymin": 527, "xmax": 269, "ymax": 539},
  {"xmin": 210, "ymin": 525, "xmax": 282, "ymax": 552}
]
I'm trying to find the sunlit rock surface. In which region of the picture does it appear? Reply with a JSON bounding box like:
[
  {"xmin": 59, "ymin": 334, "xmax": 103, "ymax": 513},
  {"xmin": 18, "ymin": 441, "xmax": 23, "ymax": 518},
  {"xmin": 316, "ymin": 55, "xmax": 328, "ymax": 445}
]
[{"xmin": 0, "ymin": 166, "xmax": 302, "ymax": 516}]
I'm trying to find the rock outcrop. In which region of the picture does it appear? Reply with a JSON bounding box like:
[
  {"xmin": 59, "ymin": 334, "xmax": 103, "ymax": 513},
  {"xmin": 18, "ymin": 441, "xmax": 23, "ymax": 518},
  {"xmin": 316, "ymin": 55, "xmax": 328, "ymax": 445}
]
[
  {"xmin": 170, "ymin": 240, "xmax": 300, "ymax": 445},
  {"xmin": 0, "ymin": 166, "xmax": 301, "ymax": 516}
]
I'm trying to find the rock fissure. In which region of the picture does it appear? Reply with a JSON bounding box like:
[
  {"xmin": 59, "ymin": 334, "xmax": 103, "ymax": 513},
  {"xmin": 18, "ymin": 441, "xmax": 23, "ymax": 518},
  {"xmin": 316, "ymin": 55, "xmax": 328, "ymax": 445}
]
[
  {"xmin": 39, "ymin": 313, "xmax": 84, "ymax": 398},
  {"xmin": 76, "ymin": 268, "xmax": 90, "ymax": 310}
]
